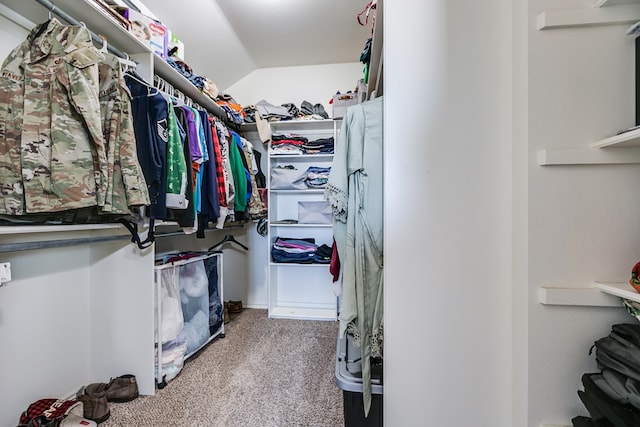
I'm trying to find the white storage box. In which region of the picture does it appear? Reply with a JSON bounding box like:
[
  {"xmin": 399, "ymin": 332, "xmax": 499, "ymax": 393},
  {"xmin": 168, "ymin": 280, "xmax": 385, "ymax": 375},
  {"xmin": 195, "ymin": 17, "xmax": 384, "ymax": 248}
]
[
  {"xmin": 298, "ymin": 201, "xmax": 332, "ymax": 224},
  {"xmin": 332, "ymin": 93, "xmax": 358, "ymax": 119}
]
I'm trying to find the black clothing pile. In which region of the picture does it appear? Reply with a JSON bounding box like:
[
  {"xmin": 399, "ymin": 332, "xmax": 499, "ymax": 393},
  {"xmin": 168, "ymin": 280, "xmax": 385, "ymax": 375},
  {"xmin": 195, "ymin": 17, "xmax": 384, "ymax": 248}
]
[{"xmin": 572, "ymin": 323, "xmax": 640, "ymax": 426}]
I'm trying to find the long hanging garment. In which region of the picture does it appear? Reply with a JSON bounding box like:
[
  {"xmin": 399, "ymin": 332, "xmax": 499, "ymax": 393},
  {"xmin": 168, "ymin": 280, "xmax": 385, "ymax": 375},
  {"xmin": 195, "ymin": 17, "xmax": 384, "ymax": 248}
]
[
  {"xmin": 0, "ymin": 18, "xmax": 108, "ymax": 215},
  {"xmin": 0, "ymin": 18, "xmax": 150, "ymax": 233},
  {"xmin": 325, "ymin": 96, "xmax": 383, "ymax": 417}
]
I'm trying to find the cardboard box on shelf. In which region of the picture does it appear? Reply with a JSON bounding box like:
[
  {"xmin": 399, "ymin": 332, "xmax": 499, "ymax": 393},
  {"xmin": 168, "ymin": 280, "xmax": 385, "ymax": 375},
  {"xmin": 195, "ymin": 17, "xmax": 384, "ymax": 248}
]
[{"xmin": 115, "ymin": 7, "xmax": 168, "ymax": 58}]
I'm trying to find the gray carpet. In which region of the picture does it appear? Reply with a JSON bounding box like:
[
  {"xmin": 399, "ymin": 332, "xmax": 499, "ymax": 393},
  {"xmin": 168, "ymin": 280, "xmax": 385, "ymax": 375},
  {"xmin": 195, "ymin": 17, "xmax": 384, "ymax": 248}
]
[{"xmin": 101, "ymin": 309, "xmax": 344, "ymax": 427}]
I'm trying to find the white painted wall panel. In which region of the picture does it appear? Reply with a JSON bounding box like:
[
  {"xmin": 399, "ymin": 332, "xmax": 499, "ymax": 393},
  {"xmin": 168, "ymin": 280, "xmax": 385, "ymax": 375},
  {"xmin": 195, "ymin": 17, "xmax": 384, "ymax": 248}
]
[{"xmin": 385, "ymin": 0, "xmax": 512, "ymax": 425}]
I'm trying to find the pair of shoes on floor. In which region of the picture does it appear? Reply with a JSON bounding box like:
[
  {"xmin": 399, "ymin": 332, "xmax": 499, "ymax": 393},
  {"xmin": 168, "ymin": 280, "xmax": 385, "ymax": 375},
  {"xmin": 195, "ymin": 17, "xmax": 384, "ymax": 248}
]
[
  {"xmin": 78, "ymin": 374, "xmax": 139, "ymax": 423},
  {"xmin": 227, "ymin": 300, "xmax": 243, "ymax": 313}
]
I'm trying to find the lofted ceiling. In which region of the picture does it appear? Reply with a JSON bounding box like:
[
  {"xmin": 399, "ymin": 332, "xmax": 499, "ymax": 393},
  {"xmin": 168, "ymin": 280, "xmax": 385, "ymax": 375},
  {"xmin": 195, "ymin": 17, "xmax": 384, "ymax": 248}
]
[{"xmin": 147, "ymin": 0, "xmax": 374, "ymax": 90}]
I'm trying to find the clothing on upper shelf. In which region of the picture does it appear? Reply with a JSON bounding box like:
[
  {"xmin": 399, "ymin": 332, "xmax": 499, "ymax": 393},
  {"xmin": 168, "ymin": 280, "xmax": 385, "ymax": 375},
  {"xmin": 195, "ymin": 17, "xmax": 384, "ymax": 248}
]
[{"xmin": 271, "ymin": 134, "xmax": 334, "ymax": 155}]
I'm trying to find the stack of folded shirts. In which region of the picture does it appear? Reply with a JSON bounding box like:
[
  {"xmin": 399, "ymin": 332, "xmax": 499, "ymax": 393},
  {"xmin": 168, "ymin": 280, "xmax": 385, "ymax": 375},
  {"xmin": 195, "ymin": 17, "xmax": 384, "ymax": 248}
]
[
  {"xmin": 271, "ymin": 237, "xmax": 333, "ymax": 264},
  {"xmin": 271, "ymin": 237, "xmax": 317, "ymax": 263},
  {"xmin": 271, "ymin": 133, "xmax": 308, "ymax": 155},
  {"xmin": 302, "ymin": 137, "xmax": 334, "ymax": 154},
  {"xmin": 305, "ymin": 166, "xmax": 331, "ymax": 189}
]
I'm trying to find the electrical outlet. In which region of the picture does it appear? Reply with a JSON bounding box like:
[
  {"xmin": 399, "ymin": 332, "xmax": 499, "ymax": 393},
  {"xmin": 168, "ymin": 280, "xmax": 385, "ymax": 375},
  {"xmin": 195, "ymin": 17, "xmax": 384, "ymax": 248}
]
[{"xmin": 0, "ymin": 262, "xmax": 11, "ymax": 284}]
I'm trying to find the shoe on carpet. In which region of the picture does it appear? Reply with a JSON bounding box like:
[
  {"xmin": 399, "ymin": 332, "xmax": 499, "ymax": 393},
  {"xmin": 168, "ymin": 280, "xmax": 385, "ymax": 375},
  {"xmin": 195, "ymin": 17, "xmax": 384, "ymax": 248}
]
[
  {"xmin": 223, "ymin": 302, "xmax": 230, "ymax": 324},
  {"xmin": 227, "ymin": 300, "xmax": 243, "ymax": 313},
  {"xmin": 85, "ymin": 374, "xmax": 139, "ymax": 403},
  {"xmin": 77, "ymin": 393, "xmax": 110, "ymax": 423}
]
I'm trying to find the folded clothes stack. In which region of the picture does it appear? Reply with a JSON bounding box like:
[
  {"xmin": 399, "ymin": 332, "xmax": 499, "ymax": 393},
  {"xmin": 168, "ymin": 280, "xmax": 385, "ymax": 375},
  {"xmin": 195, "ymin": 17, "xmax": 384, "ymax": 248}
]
[{"xmin": 271, "ymin": 237, "xmax": 331, "ymax": 264}]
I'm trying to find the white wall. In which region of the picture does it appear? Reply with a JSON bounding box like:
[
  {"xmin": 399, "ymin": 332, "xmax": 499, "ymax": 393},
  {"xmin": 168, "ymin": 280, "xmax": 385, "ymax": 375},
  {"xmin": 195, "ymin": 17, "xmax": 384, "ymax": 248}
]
[
  {"xmin": 385, "ymin": 1, "xmax": 513, "ymax": 425},
  {"xmin": 224, "ymin": 62, "xmax": 364, "ymax": 118},
  {"xmin": 526, "ymin": 0, "xmax": 639, "ymax": 425}
]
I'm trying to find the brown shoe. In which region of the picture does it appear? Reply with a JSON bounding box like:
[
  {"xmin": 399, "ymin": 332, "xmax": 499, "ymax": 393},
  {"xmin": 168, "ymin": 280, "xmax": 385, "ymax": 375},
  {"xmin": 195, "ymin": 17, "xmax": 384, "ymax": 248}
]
[
  {"xmin": 227, "ymin": 300, "xmax": 243, "ymax": 313},
  {"xmin": 223, "ymin": 302, "xmax": 230, "ymax": 324},
  {"xmin": 77, "ymin": 393, "xmax": 110, "ymax": 423},
  {"xmin": 85, "ymin": 374, "xmax": 139, "ymax": 403}
]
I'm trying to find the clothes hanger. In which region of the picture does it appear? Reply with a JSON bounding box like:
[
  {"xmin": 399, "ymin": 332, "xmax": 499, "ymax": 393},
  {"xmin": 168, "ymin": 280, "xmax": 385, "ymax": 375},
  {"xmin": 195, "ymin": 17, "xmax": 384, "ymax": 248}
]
[
  {"xmin": 208, "ymin": 234, "xmax": 249, "ymax": 251},
  {"xmin": 126, "ymin": 71, "xmax": 158, "ymax": 96},
  {"xmin": 99, "ymin": 34, "xmax": 108, "ymax": 53},
  {"xmin": 111, "ymin": 48, "xmax": 139, "ymax": 73},
  {"xmin": 117, "ymin": 55, "xmax": 138, "ymax": 72},
  {"xmin": 357, "ymin": 1, "xmax": 376, "ymax": 26}
]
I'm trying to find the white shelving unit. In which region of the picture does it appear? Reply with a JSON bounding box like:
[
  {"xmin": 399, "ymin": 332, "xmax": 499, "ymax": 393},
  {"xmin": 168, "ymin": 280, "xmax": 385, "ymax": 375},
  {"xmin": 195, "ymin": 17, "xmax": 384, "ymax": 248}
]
[
  {"xmin": 535, "ymin": 6, "xmax": 640, "ymax": 425},
  {"xmin": 267, "ymin": 120, "xmax": 340, "ymax": 320}
]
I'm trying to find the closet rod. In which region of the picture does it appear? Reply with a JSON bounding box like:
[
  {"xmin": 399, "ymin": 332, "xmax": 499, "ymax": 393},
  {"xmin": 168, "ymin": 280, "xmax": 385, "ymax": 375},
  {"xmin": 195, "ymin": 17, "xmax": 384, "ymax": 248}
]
[
  {"xmin": 34, "ymin": 0, "xmax": 128, "ymax": 60},
  {"xmin": 154, "ymin": 224, "xmax": 243, "ymax": 239},
  {"xmin": 0, "ymin": 233, "xmax": 131, "ymax": 253}
]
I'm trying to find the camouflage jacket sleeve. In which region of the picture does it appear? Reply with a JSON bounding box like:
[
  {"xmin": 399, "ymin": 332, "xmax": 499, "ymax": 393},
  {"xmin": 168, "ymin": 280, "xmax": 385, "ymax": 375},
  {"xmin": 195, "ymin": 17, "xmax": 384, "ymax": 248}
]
[{"xmin": 98, "ymin": 53, "xmax": 149, "ymax": 214}]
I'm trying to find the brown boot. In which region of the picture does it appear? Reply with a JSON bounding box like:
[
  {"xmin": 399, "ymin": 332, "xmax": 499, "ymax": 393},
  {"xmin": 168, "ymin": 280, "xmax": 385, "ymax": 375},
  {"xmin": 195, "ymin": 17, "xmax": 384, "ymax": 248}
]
[
  {"xmin": 85, "ymin": 374, "xmax": 139, "ymax": 403},
  {"xmin": 227, "ymin": 300, "xmax": 243, "ymax": 313},
  {"xmin": 77, "ymin": 393, "xmax": 110, "ymax": 423}
]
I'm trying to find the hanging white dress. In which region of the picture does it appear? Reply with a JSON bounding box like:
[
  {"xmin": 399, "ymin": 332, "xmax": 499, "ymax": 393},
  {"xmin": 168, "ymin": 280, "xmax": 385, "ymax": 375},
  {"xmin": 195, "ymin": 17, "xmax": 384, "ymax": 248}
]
[{"xmin": 324, "ymin": 96, "xmax": 383, "ymax": 416}]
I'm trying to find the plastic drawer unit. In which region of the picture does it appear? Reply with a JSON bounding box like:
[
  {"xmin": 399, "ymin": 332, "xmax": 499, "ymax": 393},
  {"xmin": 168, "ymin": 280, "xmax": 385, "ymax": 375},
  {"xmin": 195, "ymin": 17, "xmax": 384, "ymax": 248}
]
[{"xmin": 335, "ymin": 332, "xmax": 383, "ymax": 427}]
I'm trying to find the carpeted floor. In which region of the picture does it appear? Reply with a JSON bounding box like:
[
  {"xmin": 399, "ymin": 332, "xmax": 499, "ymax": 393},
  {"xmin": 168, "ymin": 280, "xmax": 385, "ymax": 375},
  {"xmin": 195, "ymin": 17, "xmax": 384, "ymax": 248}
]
[{"xmin": 101, "ymin": 308, "xmax": 344, "ymax": 427}]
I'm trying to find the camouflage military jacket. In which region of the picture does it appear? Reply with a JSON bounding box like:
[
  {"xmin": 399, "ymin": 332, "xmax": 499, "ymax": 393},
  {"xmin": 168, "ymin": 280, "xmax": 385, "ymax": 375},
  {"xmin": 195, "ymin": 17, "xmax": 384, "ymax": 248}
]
[
  {"xmin": 0, "ymin": 18, "xmax": 107, "ymax": 214},
  {"xmin": 98, "ymin": 52, "xmax": 149, "ymax": 214}
]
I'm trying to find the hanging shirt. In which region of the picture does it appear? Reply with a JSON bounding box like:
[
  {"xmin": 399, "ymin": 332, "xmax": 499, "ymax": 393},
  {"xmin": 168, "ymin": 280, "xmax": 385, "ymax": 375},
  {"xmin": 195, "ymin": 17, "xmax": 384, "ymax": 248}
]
[
  {"xmin": 165, "ymin": 100, "xmax": 188, "ymax": 210},
  {"xmin": 126, "ymin": 72, "xmax": 168, "ymax": 220},
  {"xmin": 215, "ymin": 121, "xmax": 236, "ymax": 225},
  {"xmin": 0, "ymin": 18, "xmax": 107, "ymax": 214},
  {"xmin": 196, "ymin": 110, "xmax": 219, "ymax": 227},
  {"xmin": 228, "ymin": 131, "xmax": 248, "ymax": 216},
  {"xmin": 98, "ymin": 52, "xmax": 149, "ymax": 214}
]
